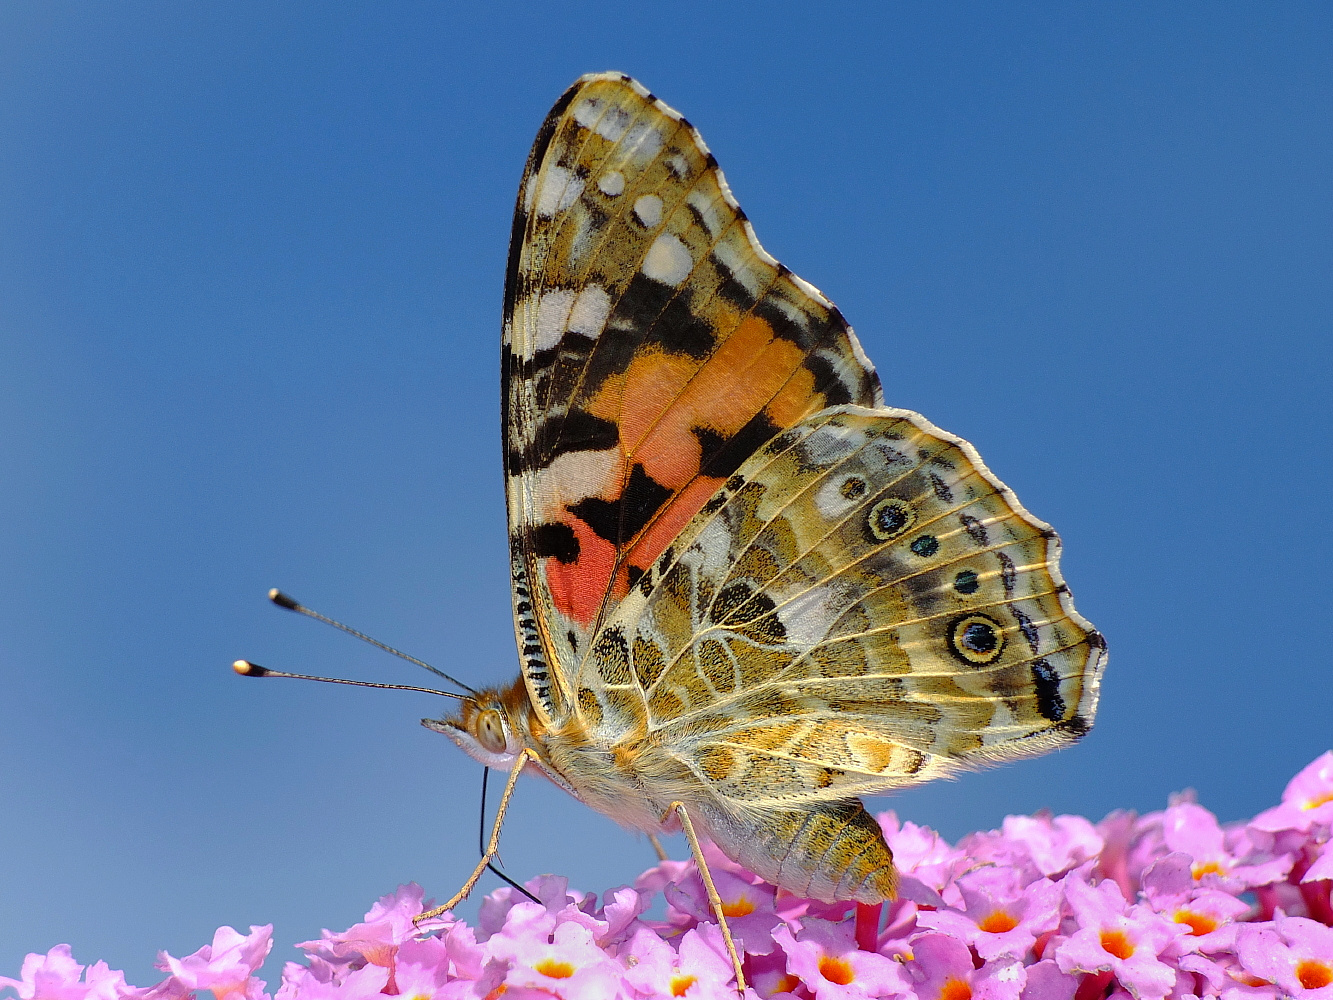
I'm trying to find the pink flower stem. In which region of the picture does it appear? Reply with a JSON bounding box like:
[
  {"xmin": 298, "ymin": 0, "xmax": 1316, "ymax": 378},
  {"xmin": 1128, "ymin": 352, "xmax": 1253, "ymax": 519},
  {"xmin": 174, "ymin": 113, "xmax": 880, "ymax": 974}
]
[
  {"xmin": 1073, "ymin": 970, "xmax": 1115, "ymax": 1000},
  {"xmin": 1300, "ymin": 879, "xmax": 1333, "ymax": 924},
  {"xmin": 854, "ymin": 903, "xmax": 883, "ymax": 952},
  {"xmin": 1253, "ymin": 884, "xmax": 1279, "ymax": 921}
]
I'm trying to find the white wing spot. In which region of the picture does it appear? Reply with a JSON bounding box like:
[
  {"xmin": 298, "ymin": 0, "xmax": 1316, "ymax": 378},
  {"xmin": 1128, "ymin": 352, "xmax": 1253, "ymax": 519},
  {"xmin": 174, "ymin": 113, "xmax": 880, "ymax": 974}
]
[
  {"xmin": 567, "ymin": 285, "xmax": 611, "ymax": 339},
  {"xmin": 572, "ymin": 97, "xmax": 603, "ymax": 128},
  {"xmin": 623, "ymin": 121, "xmax": 664, "ymax": 163},
  {"xmin": 814, "ymin": 475, "xmax": 866, "ymax": 520},
  {"xmin": 536, "ymin": 166, "xmax": 583, "ymax": 218},
  {"xmin": 666, "ymin": 153, "xmax": 689, "ymax": 178},
  {"xmin": 690, "ymin": 523, "xmax": 734, "ymax": 580},
  {"xmin": 533, "ymin": 289, "xmax": 576, "ymax": 355},
  {"xmin": 634, "ymin": 194, "xmax": 663, "ymax": 228},
  {"xmin": 775, "ymin": 584, "xmax": 845, "ymax": 647},
  {"xmin": 568, "ymin": 213, "xmax": 594, "ymax": 265},
  {"xmin": 642, "ymin": 233, "xmax": 692, "ymax": 286},
  {"xmin": 575, "ymin": 97, "xmax": 632, "ymax": 141},
  {"xmin": 542, "ymin": 448, "xmax": 622, "ymax": 518},
  {"xmin": 598, "ymin": 107, "xmax": 633, "ymax": 141},
  {"xmin": 598, "ymin": 171, "xmax": 625, "ymax": 196}
]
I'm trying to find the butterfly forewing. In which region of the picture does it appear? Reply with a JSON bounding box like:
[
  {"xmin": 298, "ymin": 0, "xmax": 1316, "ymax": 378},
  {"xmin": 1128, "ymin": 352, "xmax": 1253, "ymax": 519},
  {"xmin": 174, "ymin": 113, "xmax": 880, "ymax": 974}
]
[{"xmin": 503, "ymin": 73, "xmax": 885, "ymax": 720}]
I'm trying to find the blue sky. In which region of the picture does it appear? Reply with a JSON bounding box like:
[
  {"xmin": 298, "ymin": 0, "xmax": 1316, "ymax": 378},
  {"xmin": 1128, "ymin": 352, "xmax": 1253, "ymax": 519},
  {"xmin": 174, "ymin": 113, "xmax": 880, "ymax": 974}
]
[{"xmin": 2, "ymin": 1, "xmax": 1330, "ymax": 987}]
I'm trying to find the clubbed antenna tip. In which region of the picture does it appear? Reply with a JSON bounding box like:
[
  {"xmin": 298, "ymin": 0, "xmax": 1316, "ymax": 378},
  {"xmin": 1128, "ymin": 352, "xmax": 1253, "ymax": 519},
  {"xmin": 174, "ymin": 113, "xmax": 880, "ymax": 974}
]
[{"xmin": 268, "ymin": 589, "xmax": 300, "ymax": 611}]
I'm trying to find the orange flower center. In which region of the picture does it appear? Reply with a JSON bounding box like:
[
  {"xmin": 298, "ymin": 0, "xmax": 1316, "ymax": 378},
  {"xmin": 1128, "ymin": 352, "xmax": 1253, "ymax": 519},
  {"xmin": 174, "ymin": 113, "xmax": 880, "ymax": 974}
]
[
  {"xmin": 819, "ymin": 956, "xmax": 855, "ymax": 986},
  {"xmin": 1191, "ymin": 860, "xmax": 1225, "ymax": 879},
  {"xmin": 978, "ymin": 911, "xmax": 1019, "ymax": 933},
  {"xmin": 1304, "ymin": 791, "xmax": 1333, "ymax": 810},
  {"xmin": 670, "ymin": 974, "xmax": 698, "ymax": 996},
  {"xmin": 1173, "ymin": 910, "xmax": 1218, "ymax": 936},
  {"xmin": 1297, "ymin": 960, "xmax": 1333, "ymax": 990},
  {"xmin": 940, "ymin": 978, "xmax": 974, "ymax": 1000},
  {"xmin": 721, "ymin": 896, "xmax": 756, "ymax": 918},
  {"xmin": 533, "ymin": 959, "xmax": 575, "ymax": 979},
  {"xmin": 1100, "ymin": 929, "xmax": 1135, "ymax": 960}
]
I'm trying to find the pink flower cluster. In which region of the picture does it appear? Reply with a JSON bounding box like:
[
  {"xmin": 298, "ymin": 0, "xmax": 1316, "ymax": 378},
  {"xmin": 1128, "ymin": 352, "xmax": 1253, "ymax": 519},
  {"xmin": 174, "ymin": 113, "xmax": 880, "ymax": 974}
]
[{"xmin": 5, "ymin": 753, "xmax": 1331, "ymax": 1000}]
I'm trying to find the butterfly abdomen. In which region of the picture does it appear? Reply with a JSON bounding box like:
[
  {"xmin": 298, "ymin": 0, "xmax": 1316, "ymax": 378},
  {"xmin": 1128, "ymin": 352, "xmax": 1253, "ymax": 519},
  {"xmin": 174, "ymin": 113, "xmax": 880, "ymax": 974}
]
[{"xmin": 705, "ymin": 800, "xmax": 898, "ymax": 904}]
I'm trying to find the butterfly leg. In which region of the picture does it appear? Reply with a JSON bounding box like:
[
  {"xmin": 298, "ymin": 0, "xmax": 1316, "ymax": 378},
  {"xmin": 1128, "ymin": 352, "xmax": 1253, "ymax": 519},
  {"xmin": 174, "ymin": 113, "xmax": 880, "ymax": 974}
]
[
  {"xmin": 663, "ymin": 801, "xmax": 747, "ymax": 993},
  {"xmin": 647, "ymin": 833, "xmax": 669, "ymax": 861},
  {"xmin": 415, "ymin": 748, "xmax": 537, "ymax": 924}
]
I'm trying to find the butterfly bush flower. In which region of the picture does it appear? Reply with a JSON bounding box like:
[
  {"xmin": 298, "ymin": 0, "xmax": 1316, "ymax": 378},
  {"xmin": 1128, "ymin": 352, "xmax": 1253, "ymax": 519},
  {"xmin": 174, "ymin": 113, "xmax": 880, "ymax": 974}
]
[
  {"xmin": 1054, "ymin": 869, "xmax": 1181, "ymax": 1000},
  {"xmin": 1235, "ymin": 914, "xmax": 1333, "ymax": 998},
  {"xmin": 660, "ymin": 864, "xmax": 784, "ymax": 957},
  {"xmin": 773, "ymin": 918, "xmax": 908, "ymax": 1000},
  {"xmin": 622, "ymin": 923, "xmax": 737, "ymax": 1000},
  {"xmin": 879, "ymin": 814, "xmax": 966, "ymax": 908},
  {"xmin": 146, "ymin": 925, "xmax": 273, "ymax": 1000},
  {"xmin": 486, "ymin": 906, "xmax": 626, "ymax": 998},
  {"xmin": 8, "ymin": 753, "xmax": 1333, "ymax": 1000},
  {"xmin": 902, "ymin": 934, "xmax": 1025, "ymax": 1000},
  {"xmin": 1251, "ymin": 753, "xmax": 1333, "ymax": 837},
  {"xmin": 916, "ymin": 868, "xmax": 1063, "ymax": 961},
  {"xmin": 0, "ymin": 946, "xmax": 134, "ymax": 1000}
]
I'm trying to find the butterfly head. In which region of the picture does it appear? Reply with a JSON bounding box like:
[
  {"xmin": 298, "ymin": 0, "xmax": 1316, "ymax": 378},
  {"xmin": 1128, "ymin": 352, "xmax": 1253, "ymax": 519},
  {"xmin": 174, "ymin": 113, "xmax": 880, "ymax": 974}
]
[{"xmin": 422, "ymin": 676, "xmax": 536, "ymax": 769}]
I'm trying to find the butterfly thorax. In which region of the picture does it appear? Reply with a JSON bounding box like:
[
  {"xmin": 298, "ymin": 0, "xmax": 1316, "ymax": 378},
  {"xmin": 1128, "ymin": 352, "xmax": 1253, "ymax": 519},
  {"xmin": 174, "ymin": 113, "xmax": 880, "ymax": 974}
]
[{"xmin": 429, "ymin": 673, "xmax": 700, "ymax": 837}]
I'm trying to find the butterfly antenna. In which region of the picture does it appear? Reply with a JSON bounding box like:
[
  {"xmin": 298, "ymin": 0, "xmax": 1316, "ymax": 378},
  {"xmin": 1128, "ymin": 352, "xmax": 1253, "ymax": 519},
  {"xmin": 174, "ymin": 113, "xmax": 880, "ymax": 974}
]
[
  {"xmin": 232, "ymin": 660, "xmax": 472, "ymax": 700},
  {"xmin": 266, "ymin": 588, "xmax": 478, "ymax": 695}
]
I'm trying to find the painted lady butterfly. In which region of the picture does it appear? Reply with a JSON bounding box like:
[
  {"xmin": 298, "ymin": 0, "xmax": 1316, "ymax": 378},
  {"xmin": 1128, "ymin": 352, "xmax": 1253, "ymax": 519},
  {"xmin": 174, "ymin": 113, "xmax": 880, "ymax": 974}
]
[{"xmin": 421, "ymin": 72, "xmax": 1105, "ymax": 982}]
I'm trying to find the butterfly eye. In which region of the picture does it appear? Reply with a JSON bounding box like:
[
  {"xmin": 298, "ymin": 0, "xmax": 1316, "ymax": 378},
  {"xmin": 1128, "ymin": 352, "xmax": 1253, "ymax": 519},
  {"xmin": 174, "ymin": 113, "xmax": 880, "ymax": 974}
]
[
  {"xmin": 948, "ymin": 614, "xmax": 1007, "ymax": 665},
  {"xmin": 475, "ymin": 709, "xmax": 508, "ymax": 754},
  {"xmin": 867, "ymin": 499, "xmax": 915, "ymax": 541}
]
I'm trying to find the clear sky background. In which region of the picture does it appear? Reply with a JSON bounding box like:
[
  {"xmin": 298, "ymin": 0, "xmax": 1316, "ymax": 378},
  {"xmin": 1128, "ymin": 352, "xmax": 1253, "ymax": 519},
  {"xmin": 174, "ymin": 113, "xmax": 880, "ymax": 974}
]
[{"xmin": 2, "ymin": 2, "xmax": 1330, "ymax": 988}]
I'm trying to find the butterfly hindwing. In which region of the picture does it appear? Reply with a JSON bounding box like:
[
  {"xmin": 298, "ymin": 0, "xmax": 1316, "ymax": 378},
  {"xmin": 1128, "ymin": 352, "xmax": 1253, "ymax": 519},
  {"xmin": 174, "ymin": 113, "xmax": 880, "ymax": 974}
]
[
  {"xmin": 576, "ymin": 406, "xmax": 1106, "ymax": 805},
  {"xmin": 503, "ymin": 73, "xmax": 883, "ymax": 720}
]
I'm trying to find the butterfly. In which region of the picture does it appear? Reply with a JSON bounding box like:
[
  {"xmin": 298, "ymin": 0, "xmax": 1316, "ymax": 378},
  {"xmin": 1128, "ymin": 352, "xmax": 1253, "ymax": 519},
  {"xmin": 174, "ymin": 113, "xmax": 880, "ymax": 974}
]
[{"xmin": 418, "ymin": 71, "xmax": 1105, "ymax": 983}]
